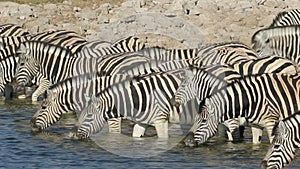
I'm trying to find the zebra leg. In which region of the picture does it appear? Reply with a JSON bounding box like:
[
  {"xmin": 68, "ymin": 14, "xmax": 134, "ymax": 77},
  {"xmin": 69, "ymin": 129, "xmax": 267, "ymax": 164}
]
[
  {"xmin": 31, "ymin": 79, "xmax": 50, "ymax": 102},
  {"xmin": 132, "ymin": 123, "xmax": 147, "ymax": 137},
  {"xmin": 223, "ymin": 118, "xmax": 240, "ymax": 141},
  {"xmin": 168, "ymin": 106, "xmax": 184, "ymax": 136},
  {"xmin": 107, "ymin": 118, "xmax": 121, "ymax": 133},
  {"xmin": 251, "ymin": 127, "xmax": 263, "ymax": 144},
  {"xmin": 154, "ymin": 119, "xmax": 169, "ymax": 138}
]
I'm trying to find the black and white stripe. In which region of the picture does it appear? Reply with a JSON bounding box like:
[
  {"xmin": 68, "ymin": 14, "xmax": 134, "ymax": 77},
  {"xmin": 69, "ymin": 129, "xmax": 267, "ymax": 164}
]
[
  {"xmin": 76, "ymin": 69, "xmax": 189, "ymax": 139},
  {"xmin": 261, "ymin": 112, "xmax": 300, "ymax": 169},
  {"xmin": 252, "ymin": 25, "xmax": 300, "ymax": 65},
  {"xmin": 270, "ymin": 9, "xmax": 300, "ymax": 27},
  {"xmin": 187, "ymin": 73, "xmax": 300, "ymax": 146}
]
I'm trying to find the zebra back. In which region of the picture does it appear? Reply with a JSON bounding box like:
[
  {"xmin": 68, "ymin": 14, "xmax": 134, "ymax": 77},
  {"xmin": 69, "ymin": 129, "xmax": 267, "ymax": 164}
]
[
  {"xmin": 270, "ymin": 9, "xmax": 300, "ymax": 27},
  {"xmin": 197, "ymin": 42, "xmax": 258, "ymax": 66},
  {"xmin": 138, "ymin": 46, "xmax": 198, "ymax": 61},
  {"xmin": 29, "ymin": 30, "xmax": 87, "ymax": 54},
  {"xmin": 230, "ymin": 55, "xmax": 297, "ymax": 75},
  {"xmin": 261, "ymin": 112, "xmax": 300, "ymax": 169},
  {"xmin": 0, "ymin": 24, "xmax": 30, "ymax": 37}
]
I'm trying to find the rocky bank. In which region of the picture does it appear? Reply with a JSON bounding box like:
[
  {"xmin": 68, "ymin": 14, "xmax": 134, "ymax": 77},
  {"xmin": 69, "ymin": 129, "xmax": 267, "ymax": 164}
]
[{"xmin": 0, "ymin": 0, "xmax": 299, "ymax": 48}]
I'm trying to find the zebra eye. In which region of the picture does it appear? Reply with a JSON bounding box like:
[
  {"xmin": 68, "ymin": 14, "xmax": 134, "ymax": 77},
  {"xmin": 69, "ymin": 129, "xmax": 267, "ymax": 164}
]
[
  {"xmin": 273, "ymin": 144, "xmax": 280, "ymax": 149},
  {"xmin": 265, "ymin": 39, "xmax": 270, "ymax": 43}
]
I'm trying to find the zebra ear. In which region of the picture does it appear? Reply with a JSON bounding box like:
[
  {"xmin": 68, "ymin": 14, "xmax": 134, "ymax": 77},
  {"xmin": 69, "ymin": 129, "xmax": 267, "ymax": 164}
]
[
  {"xmin": 47, "ymin": 90, "xmax": 57, "ymax": 100},
  {"xmin": 205, "ymin": 98, "xmax": 213, "ymax": 111},
  {"xmin": 278, "ymin": 121, "xmax": 288, "ymax": 137},
  {"xmin": 83, "ymin": 94, "xmax": 91, "ymax": 102},
  {"xmin": 16, "ymin": 43, "xmax": 30, "ymax": 55}
]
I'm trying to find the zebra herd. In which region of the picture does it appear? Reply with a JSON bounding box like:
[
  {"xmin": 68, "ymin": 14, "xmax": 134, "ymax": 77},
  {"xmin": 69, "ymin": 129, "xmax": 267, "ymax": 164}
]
[{"xmin": 2, "ymin": 8, "xmax": 300, "ymax": 169}]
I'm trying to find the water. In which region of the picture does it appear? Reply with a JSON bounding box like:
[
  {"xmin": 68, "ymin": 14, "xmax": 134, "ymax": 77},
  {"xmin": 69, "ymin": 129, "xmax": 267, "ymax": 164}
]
[{"xmin": 0, "ymin": 99, "xmax": 299, "ymax": 169}]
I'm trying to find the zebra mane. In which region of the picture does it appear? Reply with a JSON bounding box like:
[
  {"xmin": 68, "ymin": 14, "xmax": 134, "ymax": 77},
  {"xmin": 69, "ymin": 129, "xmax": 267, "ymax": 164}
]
[
  {"xmin": 29, "ymin": 30, "xmax": 86, "ymax": 53},
  {"xmin": 270, "ymin": 9, "xmax": 300, "ymax": 27},
  {"xmin": 253, "ymin": 25, "xmax": 300, "ymax": 39},
  {"xmin": 48, "ymin": 72, "xmax": 132, "ymax": 92},
  {"xmin": 198, "ymin": 41, "xmax": 251, "ymax": 51},
  {"xmin": 270, "ymin": 11, "xmax": 289, "ymax": 27}
]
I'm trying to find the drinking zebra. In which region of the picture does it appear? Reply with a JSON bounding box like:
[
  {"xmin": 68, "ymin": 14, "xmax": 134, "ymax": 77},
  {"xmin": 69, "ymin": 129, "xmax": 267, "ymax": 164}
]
[
  {"xmin": 182, "ymin": 73, "xmax": 300, "ymax": 146},
  {"xmin": 261, "ymin": 112, "xmax": 300, "ymax": 169},
  {"xmin": 76, "ymin": 69, "xmax": 189, "ymax": 139}
]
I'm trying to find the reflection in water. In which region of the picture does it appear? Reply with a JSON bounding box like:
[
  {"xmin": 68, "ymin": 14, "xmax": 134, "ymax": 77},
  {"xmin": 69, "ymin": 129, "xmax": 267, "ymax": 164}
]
[{"xmin": 0, "ymin": 99, "xmax": 300, "ymax": 168}]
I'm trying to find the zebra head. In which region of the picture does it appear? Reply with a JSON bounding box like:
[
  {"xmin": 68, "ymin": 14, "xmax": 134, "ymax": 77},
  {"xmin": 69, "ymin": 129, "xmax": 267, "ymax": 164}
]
[
  {"xmin": 172, "ymin": 75, "xmax": 196, "ymax": 107},
  {"xmin": 261, "ymin": 121, "xmax": 295, "ymax": 169},
  {"xmin": 251, "ymin": 29, "xmax": 275, "ymax": 57},
  {"xmin": 31, "ymin": 90, "xmax": 64, "ymax": 131},
  {"xmin": 15, "ymin": 43, "xmax": 39, "ymax": 86},
  {"xmin": 184, "ymin": 98, "xmax": 219, "ymax": 146},
  {"xmin": 76, "ymin": 95, "xmax": 106, "ymax": 139}
]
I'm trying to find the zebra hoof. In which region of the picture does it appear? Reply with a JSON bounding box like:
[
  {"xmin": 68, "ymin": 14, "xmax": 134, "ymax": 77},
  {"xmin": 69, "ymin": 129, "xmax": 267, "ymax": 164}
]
[
  {"xmin": 18, "ymin": 94, "xmax": 27, "ymax": 99},
  {"xmin": 183, "ymin": 132, "xmax": 197, "ymax": 147}
]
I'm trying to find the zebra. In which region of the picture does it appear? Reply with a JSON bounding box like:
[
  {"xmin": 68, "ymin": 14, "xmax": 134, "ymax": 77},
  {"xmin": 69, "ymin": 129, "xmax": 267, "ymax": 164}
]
[
  {"xmin": 29, "ymin": 56, "xmax": 197, "ymax": 134},
  {"xmin": 196, "ymin": 41, "xmax": 258, "ymax": 65},
  {"xmin": 252, "ymin": 25, "xmax": 300, "ymax": 66},
  {"xmin": 0, "ymin": 24, "xmax": 30, "ymax": 98},
  {"xmin": 183, "ymin": 73, "xmax": 300, "ymax": 147},
  {"xmin": 0, "ymin": 45, "xmax": 19, "ymax": 93},
  {"xmin": 261, "ymin": 112, "xmax": 300, "ymax": 169},
  {"xmin": 16, "ymin": 34, "xmax": 146, "ymax": 101},
  {"xmin": 75, "ymin": 69, "xmax": 190, "ymax": 139},
  {"xmin": 30, "ymin": 73, "xmax": 132, "ymax": 132},
  {"xmin": 138, "ymin": 46, "xmax": 198, "ymax": 61},
  {"xmin": 270, "ymin": 9, "xmax": 300, "ymax": 27},
  {"xmin": 0, "ymin": 24, "xmax": 30, "ymax": 37}
]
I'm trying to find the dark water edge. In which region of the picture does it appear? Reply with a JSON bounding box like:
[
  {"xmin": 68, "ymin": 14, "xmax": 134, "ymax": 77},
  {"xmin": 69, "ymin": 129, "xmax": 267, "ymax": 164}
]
[{"xmin": 0, "ymin": 99, "xmax": 299, "ymax": 169}]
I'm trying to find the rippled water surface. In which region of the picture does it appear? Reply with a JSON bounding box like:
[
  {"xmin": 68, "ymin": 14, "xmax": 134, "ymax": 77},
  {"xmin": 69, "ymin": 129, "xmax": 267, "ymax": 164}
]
[{"xmin": 1, "ymin": 99, "xmax": 300, "ymax": 169}]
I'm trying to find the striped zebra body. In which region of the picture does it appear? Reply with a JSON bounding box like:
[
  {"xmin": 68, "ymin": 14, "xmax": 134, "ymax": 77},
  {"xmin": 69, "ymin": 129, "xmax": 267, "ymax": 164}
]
[
  {"xmin": 138, "ymin": 46, "xmax": 198, "ymax": 61},
  {"xmin": 0, "ymin": 45, "xmax": 19, "ymax": 92},
  {"xmin": 31, "ymin": 73, "xmax": 132, "ymax": 131},
  {"xmin": 187, "ymin": 73, "xmax": 300, "ymax": 146},
  {"xmin": 0, "ymin": 24, "xmax": 30, "ymax": 37},
  {"xmin": 252, "ymin": 25, "xmax": 300, "ymax": 65},
  {"xmin": 76, "ymin": 70, "xmax": 189, "ymax": 139},
  {"xmin": 261, "ymin": 112, "xmax": 300, "ymax": 169},
  {"xmin": 270, "ymin": 9, "xmax": 300, "ymax": 27},
  {"xmin": 196, "ymin": 42, "xmax": 258, "ymax": 65},
  {"xmin": 0, "ymin": 24, "xmax": 30, "ymax": 98}
]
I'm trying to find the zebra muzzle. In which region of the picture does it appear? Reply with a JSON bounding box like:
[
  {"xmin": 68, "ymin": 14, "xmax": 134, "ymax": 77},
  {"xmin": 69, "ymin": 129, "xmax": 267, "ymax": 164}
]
[
  {"xmin": 183, "ymin": 132, "xmax": 197, "ymax": 147},
  {"xmin": 30, "ymin": 117, "xmax": 41, "ymax": 131}
]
